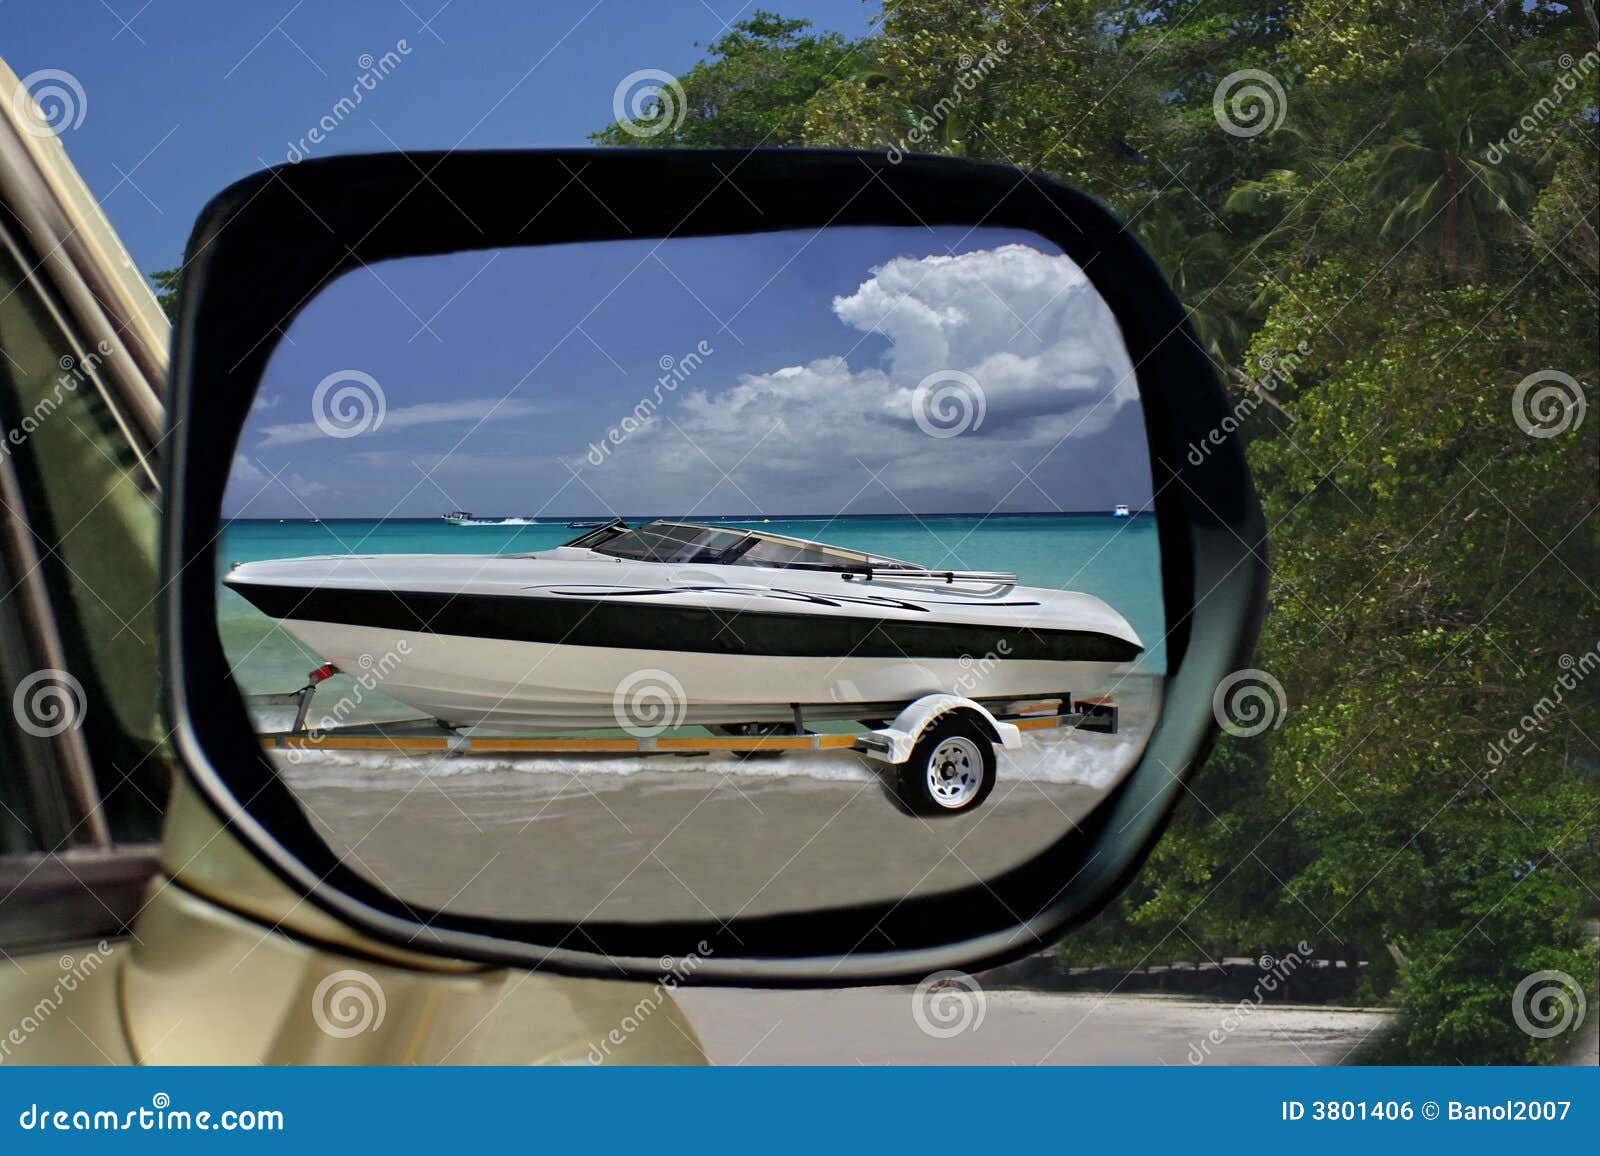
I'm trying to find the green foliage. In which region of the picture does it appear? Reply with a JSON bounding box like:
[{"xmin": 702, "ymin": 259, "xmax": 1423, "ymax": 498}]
[
  {"xmin": 587, "ymin": 12, "xmax": 861, "ymax": 148},
  {"xmin": 149, "ymin": 267, "xmax": 181, "ymax": 321},
  {"xmin": 1373, "ymin": 67, "xmax": 1530, "ymax": 279},
  {"xmin": 593, "ymin": 0, "xmax": 1600, "ymax": 1062}
]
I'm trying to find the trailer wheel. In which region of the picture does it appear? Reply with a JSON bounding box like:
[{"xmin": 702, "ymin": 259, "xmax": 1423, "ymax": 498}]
[{"xmin": 893, "ymin": 714, "xmax": 996, "ymax": 816}]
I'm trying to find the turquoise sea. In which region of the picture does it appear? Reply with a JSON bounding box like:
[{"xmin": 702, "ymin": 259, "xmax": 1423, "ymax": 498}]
[{"xmin": 218, "ymin": 514, "xmax": 1166, "ymax": 710}]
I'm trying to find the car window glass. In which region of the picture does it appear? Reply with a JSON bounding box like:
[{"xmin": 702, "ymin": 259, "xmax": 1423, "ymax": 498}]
[{"xmin": 0, "ymin": 233, "xmax": 169, "ymax": 843}]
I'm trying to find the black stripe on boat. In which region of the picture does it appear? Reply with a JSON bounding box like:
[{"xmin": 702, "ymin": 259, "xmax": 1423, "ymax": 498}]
[{"xmin": 226, "ymin": 581, "xmax": 1143, "ymax": 664}]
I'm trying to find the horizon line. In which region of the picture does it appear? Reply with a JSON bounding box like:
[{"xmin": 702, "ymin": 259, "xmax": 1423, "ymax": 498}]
[{"xmin": 226, "ymin": 509, "xmax": 1152, "ymax": 522}]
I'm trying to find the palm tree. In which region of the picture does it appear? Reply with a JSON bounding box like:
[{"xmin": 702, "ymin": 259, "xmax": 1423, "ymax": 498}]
[
  {"xmin": 1136, "ymin": 204, "xmax": 1243, "ymax": 363},
  {"xmin": 1374, "ymin": 68, "xmax": 1528, "ymax": 280}
]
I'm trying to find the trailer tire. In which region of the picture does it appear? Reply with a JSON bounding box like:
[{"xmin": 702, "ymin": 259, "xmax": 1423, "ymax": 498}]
[{"xmin": 892, "ymin": 714, "xmax": 997, "ymax": 816}]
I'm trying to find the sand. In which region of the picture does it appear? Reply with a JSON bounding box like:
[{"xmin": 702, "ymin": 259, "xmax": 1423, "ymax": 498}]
[{"xmin": 275, "ymin": 676, "xmax": 1158, "ymax": 923}]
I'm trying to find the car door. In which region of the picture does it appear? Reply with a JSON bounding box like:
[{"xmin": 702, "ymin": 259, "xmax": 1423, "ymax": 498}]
[{"xmin": 0, "ymin": 55, "xmax": 706, "ymax": 1065}]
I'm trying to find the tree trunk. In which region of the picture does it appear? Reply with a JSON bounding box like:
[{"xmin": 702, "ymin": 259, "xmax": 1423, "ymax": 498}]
[{"xmin": 1442, "ymin": 154, "xmax": 1461, "ymax": 279}]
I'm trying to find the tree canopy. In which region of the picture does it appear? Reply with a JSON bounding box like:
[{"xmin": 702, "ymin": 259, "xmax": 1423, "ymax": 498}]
[{"xmin": 593, "ymin": 0, "xmax": 1599, "ymax": 1062}]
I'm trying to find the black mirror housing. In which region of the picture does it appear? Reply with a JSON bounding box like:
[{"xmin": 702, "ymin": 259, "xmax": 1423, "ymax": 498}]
[{"xmin": 164, "ymin": 149, "xmax": 1266, "ymax": 983}]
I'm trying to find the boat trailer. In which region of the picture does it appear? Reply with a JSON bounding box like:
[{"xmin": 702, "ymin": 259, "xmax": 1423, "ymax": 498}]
[{"xmin": 246, "ymin": 667, "xmax": 1120, "ymax": 816}]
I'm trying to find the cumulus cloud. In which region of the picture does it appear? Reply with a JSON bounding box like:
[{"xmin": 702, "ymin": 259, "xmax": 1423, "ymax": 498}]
[
  {"xmin": 231, "ymin": 452, "xmax": 270, "ymax": 488},
  {"xmin": 583, "ymin": 244, "xmax": 1140, "ymax": 512}
]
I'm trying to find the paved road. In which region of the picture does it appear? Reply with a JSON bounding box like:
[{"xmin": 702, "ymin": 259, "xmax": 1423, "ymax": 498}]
[{"xmin": 675, "ymin": 988, "xmax": 1394, "ymax": 1065}]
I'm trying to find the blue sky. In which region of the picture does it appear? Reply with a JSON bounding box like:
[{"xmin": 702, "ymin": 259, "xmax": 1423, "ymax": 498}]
[
  {"xmin": 2, "ymin": 1, "xmax": 877, "ymax": 272},
  {"xmin": 227, "ymin": 227, "xmax": 1153, "ymax": 518},
  {"xmin": 9, "ymin": 3, "xmax": 1153, "ymax": 518}
]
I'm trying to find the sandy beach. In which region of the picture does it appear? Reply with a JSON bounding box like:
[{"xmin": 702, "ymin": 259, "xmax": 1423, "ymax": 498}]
[{"xmin": 275, "ymin": 676, "xmax": 1158, "ymax": 923}]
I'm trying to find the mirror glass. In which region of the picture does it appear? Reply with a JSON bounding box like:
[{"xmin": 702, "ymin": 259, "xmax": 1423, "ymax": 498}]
[{"xmin": 217, "ymin": 226, "xmax": 1165, "ymax": 923}]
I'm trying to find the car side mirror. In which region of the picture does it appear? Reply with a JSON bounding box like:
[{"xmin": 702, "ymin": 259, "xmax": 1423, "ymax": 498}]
[{"xmin": 163, "ymin": 149, "xmax": 1265, "ymax": 983}]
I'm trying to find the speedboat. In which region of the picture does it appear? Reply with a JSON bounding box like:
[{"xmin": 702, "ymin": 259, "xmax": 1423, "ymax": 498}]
[
  {"xmin": 224, "ymin": 519, "xmax": 1144, "ymax": 730},
  {"xmin": 442, "ymin": 510, "xmax": 535, "ymax": 526},
  {"xmin": 1112, "ymin": 504, "xmax": 1132, "ymax": 518}
]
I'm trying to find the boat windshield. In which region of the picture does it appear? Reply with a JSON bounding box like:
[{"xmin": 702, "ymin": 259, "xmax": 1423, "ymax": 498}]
[{"xmin": 586, "ymin": 520, "xmax": 916, "ymax": 572}]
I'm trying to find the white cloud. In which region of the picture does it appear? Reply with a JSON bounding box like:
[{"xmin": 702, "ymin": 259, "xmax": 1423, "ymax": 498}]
[
  {"xmin": 230, "ymin": 452, "xmax": 269, "ymax": 488},
  {"xmin": 257, "ymin": 397, "xmax": 548, "ymax": 448},
  {"xmin": 582, "ymin": 244, "xmax": 1140, "ymax": 512}
]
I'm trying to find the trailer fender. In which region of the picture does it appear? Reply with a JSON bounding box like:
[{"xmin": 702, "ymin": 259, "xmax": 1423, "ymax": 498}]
[{"xmin": 857, "ymin": 693, "xmax": 1021, "ymax": 765}]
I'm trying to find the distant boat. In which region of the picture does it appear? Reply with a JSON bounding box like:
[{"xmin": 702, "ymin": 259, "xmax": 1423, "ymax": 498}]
[
  {"xmin": 1112, "ymin": 504, "xmax": 1132, "ymax": 518},
  {"xmin": 566, "ymin": 519, "xmax": 611, "ymax": 530},
  {"xmin": 443, "ymin": 511, "xmax": 536, "ymax": 526}
]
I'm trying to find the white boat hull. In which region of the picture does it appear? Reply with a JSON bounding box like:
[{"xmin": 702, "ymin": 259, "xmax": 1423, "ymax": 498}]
[{"xmin": 275, "ymin": 618, "xmax": 1119, "ymax": 730}]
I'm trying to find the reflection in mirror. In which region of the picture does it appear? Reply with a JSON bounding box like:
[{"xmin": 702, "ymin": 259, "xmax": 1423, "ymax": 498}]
[{"xmin": 218, "ymin": 227, "xmax": 1165, "ymax": 924}]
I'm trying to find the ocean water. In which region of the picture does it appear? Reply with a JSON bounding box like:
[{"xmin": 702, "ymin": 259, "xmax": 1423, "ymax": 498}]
[{"xmin": 217, "ymin": 514, "xmax": 1166, "ymax": 712}]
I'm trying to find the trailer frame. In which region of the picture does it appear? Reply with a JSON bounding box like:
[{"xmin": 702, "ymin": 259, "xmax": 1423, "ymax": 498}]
[{"xmin": 245, "ymin": 671, "xmax": 1119, "ymax": 762}]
